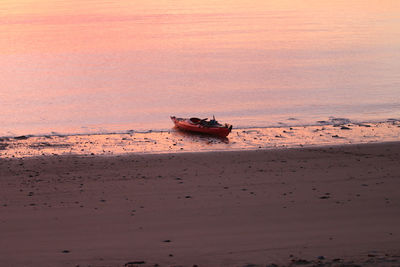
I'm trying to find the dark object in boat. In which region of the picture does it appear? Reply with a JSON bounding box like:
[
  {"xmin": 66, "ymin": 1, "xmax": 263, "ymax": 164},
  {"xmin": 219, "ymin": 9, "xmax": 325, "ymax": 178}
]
[{"xmin": 170, "ymin": 115, "xmax": 232, "ymax": 137}]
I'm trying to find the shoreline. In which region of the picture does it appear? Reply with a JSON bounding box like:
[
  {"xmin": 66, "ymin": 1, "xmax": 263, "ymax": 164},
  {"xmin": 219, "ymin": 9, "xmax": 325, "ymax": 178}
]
[
  {"xmin": 1, "ymin": 121, "xmax": 400, "ymax": 158},
  {"xmin": 1, "ymin": 142, "xmax": 399, "ymax": 266},
  {"xmin": 2, "ymin": 117, "xmax": 399, "ymax": 139}
]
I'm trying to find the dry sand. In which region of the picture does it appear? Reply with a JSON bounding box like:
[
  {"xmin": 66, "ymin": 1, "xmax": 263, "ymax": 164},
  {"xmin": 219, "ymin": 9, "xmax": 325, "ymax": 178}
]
[{"xmin": 0, "ymin": 142, "xmax": 399, "ymax": 266}]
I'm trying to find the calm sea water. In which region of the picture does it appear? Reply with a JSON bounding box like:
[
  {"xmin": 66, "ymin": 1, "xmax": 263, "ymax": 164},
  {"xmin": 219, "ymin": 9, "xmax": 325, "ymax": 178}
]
[{"xmin": 1, "ymin": 0, "xmax": 399, "ymax": 136}]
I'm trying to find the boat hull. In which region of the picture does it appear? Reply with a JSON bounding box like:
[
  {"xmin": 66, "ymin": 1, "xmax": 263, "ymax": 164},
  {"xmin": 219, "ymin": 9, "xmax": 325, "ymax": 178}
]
[{"xmin": 171, "ymin": 116, "xmax": 232, "ymax": 137}]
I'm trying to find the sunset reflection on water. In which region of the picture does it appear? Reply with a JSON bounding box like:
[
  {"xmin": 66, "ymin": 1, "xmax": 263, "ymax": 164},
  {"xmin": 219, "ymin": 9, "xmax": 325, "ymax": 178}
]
[{"xmin": 1, "ymin": 1, "xmax": 399, "ymax": 136}]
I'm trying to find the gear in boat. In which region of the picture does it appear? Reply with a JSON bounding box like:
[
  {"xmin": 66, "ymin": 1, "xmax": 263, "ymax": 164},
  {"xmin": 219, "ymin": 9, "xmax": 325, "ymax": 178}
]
[
  {"xmin": 189, "ymin": 116, "xmax": 221, "ymax": 126},
  {"xmin": 171, "ymin": 115, "xmax": 233, "ymax": 137}
]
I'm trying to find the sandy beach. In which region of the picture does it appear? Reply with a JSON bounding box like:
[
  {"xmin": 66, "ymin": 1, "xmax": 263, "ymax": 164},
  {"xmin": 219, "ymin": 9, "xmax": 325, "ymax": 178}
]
[
  {"xmin": 0, "ymin": 142, "xmax": 399, "ymax": 266},
  {"xmin": 2, "ymin": 1, "xmax": 400, "ymax": 266}
]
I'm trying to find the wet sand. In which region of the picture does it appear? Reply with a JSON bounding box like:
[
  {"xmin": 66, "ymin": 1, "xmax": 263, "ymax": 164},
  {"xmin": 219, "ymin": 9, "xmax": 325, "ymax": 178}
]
[
  {"xmin": 1, "ymin": 142, "xmax": 399, "ymax": 266},
  {"xmin": 1, "ymin": 121, "xmax": 400, "ymax": 158}
]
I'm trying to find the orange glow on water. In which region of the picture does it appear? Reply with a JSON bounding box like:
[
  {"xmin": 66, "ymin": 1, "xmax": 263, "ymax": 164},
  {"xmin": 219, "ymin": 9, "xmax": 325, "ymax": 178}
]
[
  {"xmin": 1, "ymin": 1, "xmax": 399, "ymax": 136},
  {"xmin": 1, "ymin": 0, "xmax": 399, "ymax": 54}
]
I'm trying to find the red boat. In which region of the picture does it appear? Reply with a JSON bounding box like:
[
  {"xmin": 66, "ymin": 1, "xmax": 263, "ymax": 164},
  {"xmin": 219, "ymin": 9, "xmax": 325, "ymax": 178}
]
[{"xmin": 171, "ymin": 116, "xmax": 233, "ymax": 137}]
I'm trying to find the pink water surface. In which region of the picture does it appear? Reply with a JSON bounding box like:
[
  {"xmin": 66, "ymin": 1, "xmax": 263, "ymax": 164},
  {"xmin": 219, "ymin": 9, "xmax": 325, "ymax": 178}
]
[{"xmin": 1, "ymin": 1, "xmax": 399, "ymax": 136}]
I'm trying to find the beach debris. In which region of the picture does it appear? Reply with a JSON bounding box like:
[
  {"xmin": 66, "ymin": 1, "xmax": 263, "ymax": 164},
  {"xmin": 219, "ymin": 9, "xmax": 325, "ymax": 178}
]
[
  {"xmin": 61, "ymin": 250, "xmax": 70, "ymax": 253},
  {"xmin": 0, "ymin": 143, "xmax": 8, "ymax": 150},
  {"xmin": 14, "ymin": 135, "xmax": 29, "ymax": 140},
  {"xmin": 358, "ymin": 123, "xmax": 371, "ymax": 127},
  {"xmin": 341, "ymin": 126, "xmax": 351, "ymax": 130},
  {"xmin": 124, "ymin": 261, "xmax": 146, "ymax": 266},
  {"xmin": 291, "ymin": 258, "xmax": 311, "ymax": 265},
  {"xmin": 330, "ymin": 117, "xmax": 351, "ymax": 126},
  {"xmin": 163, "ymin": 239, "xmax": 171, "ymax": 243},
  {"xmin": 29, "ymin": 142, "xmax": 71, "ymax": 148}
]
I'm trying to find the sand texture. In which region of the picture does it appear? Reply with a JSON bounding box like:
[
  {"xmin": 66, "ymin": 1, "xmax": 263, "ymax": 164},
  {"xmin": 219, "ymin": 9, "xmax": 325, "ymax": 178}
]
[{"xmin": 1, "ymin": 143, "xmax": 400, "ymax": 266}]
